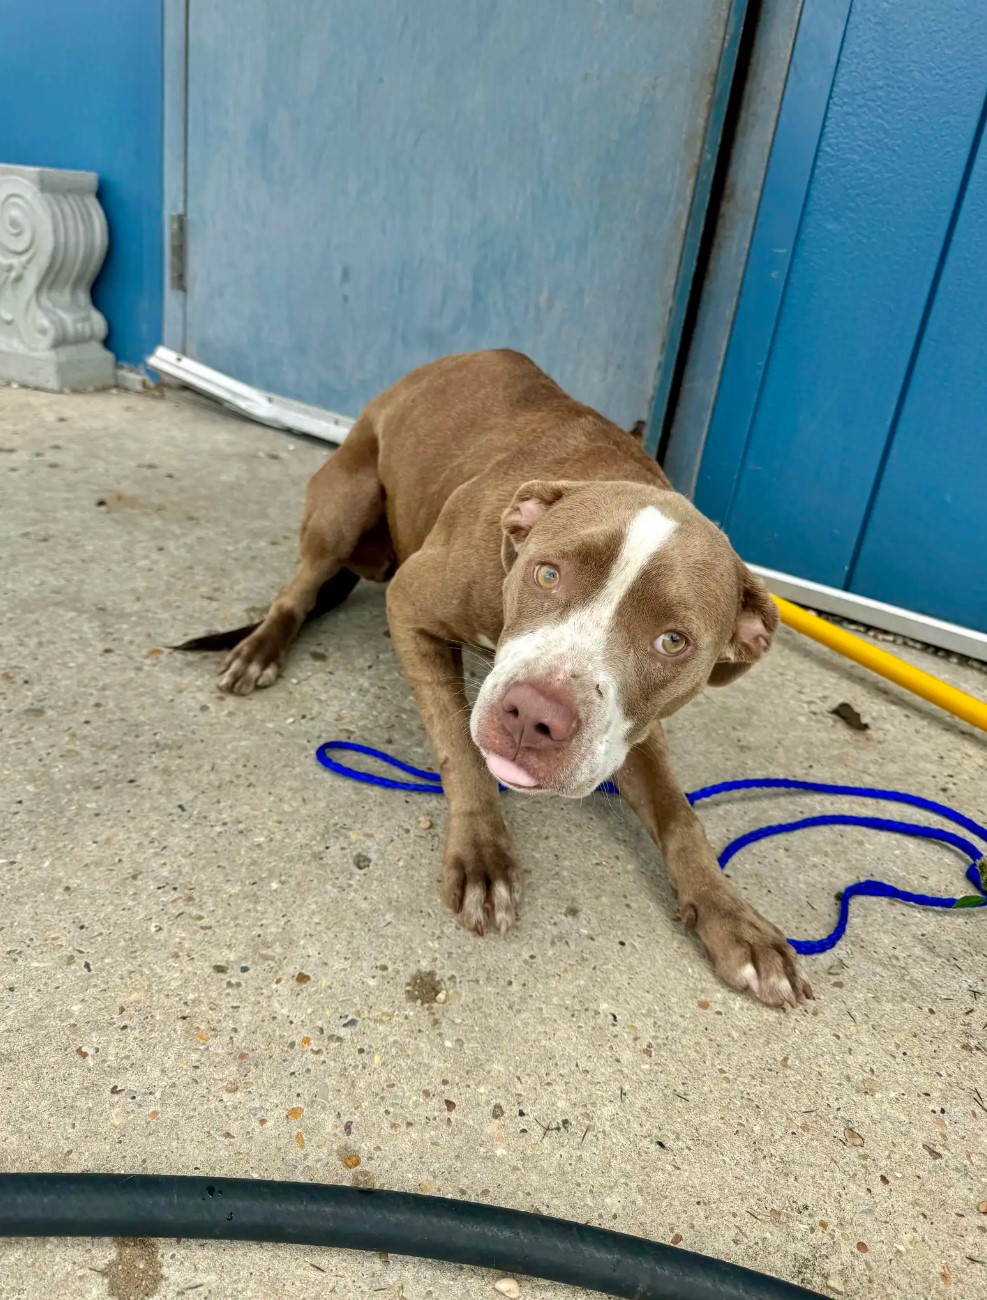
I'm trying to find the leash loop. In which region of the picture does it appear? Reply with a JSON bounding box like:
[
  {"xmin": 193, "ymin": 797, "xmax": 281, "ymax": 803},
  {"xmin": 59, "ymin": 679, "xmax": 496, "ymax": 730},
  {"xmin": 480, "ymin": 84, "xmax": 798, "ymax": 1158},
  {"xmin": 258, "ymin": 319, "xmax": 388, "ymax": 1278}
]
[{"xmin": 315, "ymin": 741, "xmax": 987, "ymax": 954}]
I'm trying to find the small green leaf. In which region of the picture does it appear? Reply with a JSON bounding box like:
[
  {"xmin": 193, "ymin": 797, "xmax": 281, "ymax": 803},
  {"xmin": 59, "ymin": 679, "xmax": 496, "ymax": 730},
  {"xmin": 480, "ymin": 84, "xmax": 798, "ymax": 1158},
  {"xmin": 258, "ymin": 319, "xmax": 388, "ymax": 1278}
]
[{"xmin": 952, "ymin": 895, "xmax": 986, "ymax": 909}]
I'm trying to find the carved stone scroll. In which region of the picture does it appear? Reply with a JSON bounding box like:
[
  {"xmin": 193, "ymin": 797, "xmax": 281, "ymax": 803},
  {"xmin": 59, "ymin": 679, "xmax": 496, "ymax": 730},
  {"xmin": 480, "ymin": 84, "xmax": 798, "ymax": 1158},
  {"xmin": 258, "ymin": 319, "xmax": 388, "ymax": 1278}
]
[{"xmin": 0, "ymin": 163, "xmax": 115, "ymax": 390}]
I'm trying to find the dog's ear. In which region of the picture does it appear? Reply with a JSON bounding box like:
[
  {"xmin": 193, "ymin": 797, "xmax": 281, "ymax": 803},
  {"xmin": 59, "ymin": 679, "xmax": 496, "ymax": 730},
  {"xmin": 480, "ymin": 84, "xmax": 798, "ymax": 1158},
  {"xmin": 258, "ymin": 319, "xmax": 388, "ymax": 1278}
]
[
  {"xmin": 707, "ymin": 567, "xmax": 779, "ymax": 687},
  {"xmin": 500, "ymin": 480, "xmax": 577, "ymax": 571}
]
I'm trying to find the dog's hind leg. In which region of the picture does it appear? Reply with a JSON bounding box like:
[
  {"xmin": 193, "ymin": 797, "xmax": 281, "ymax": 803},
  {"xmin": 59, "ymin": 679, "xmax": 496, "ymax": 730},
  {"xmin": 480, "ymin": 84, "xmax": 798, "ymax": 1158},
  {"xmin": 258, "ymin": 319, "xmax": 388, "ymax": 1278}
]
[
  {"xmin": 172, "ymin": 568, "xmax": 361, "ymax": 656},
  {"xmin": 215, "ymin": 415, "xmax": 385, "ymax": 696}
]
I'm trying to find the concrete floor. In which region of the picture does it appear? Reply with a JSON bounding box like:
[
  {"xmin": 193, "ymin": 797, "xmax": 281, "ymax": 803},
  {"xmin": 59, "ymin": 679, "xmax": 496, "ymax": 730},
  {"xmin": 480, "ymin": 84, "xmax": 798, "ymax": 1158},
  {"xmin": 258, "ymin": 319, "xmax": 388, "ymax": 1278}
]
[{"xmin": 1, "ymin": 385, "xmax": 986, "ymax": 1300}]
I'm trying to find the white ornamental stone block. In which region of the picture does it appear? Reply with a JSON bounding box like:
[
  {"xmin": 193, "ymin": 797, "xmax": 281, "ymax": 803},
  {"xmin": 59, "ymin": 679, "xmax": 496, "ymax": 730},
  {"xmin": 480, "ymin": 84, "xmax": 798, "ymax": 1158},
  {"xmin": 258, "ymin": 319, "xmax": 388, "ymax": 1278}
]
[{"xmin": 0, "ymin": 163, "xmax": 115, "ymax": 390}]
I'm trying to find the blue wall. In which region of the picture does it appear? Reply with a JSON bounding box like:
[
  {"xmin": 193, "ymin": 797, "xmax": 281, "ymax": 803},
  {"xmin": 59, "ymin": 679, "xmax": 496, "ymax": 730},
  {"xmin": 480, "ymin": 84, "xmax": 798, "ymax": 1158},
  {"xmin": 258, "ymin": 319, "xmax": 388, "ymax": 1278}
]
[
  {"xmin": 0, "ymin": 1, "xmax": 163, "ymax": 368},
  {"xmin": 695, "ymin": 0, "xmax": 987, "ymax": 633}
]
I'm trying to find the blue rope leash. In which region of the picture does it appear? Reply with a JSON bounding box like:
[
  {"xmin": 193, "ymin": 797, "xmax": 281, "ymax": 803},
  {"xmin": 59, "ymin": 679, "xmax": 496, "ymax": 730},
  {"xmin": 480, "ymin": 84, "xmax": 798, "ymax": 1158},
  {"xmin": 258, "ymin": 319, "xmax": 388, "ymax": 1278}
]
[{"xmin": 315, "ymin": 741, "xmax": 987, "ymax": 955}]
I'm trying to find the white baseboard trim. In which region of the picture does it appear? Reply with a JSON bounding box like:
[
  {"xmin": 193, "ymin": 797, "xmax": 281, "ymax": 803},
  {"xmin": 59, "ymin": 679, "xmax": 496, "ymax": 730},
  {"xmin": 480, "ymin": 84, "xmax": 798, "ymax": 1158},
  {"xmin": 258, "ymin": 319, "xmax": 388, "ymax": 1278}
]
[
  {"xmin": 146, "ymin": 346, "xmax": 353, "ymax": 445},
  {"xmin": 752, "ymin": 564, "xmax": 987, "ymax": 662}
]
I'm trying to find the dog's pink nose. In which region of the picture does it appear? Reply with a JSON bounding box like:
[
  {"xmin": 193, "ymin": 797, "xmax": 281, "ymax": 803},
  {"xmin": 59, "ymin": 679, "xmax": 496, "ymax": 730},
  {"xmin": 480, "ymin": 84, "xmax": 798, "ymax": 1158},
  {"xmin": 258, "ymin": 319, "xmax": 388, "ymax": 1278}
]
[{"xmin": 501, "ymin": 682, "xmax": 579, "ymax": 749}]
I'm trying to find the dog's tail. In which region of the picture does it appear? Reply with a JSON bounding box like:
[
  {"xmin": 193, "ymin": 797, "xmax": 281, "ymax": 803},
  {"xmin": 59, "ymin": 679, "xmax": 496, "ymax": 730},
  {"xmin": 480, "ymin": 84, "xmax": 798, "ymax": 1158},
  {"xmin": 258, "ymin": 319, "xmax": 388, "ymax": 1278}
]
[{"xmin": 170, "ymin": 568, "xmax": 361, "ymax": 652}]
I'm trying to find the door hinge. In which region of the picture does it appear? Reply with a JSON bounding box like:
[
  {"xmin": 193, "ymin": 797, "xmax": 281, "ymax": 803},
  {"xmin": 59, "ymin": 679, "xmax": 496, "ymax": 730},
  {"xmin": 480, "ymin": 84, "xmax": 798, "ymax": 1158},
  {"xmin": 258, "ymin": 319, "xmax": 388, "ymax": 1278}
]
[{"xmin": 169, "ymin": 213, "xmax": 186, "ymax": 291}]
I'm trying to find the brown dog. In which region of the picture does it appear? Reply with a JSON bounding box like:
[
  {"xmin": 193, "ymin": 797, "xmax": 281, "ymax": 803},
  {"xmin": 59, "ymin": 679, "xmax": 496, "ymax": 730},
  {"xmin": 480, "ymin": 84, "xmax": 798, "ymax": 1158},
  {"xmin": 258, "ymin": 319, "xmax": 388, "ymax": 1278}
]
[{"xmin": 185, "ymin": 351, "xmax": 811, "ymax": 1008}]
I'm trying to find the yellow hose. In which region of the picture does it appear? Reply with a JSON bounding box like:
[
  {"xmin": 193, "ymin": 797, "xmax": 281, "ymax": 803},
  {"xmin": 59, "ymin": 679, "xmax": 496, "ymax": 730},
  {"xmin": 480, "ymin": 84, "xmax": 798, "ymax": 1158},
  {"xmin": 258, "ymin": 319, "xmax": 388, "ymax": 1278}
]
[{"xmin": 772, "ymin": 595, "xmax": 987, "ymax": 734}]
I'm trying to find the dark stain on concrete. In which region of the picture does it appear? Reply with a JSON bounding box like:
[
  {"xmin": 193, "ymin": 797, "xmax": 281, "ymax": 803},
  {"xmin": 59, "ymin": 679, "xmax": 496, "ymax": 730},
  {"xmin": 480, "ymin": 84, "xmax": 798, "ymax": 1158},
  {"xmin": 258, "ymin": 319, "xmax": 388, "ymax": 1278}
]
[
  {"xmin": 101, "ymin": 1237, "xmax": 164, "ymax": 1300},
  {"xmin": 406, "ymin": 969, "xmax": 443, "ymax": 1004}
]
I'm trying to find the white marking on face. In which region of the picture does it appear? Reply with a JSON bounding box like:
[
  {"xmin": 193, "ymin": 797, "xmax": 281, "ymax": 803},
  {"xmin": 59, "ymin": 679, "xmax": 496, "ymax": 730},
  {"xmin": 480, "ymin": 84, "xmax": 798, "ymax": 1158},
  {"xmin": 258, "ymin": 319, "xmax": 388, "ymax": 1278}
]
[
  {"xmin": 605, "ymin": 506, "xmax": 679, "ymax": 608},
  {"xmin": 475, "ymin": 634, "xmax": 497, "ymax": 651},
  {"xmin": 471, "ymin": 505, "xmax": 678, "ymax": 792}
]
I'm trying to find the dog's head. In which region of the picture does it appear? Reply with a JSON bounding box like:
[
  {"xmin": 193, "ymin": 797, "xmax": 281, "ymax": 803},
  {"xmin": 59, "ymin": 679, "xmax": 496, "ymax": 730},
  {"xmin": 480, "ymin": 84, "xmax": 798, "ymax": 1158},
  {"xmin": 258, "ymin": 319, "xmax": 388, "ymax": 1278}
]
[{"xmin": 470, "ymin": 479, "xmax": 778, "ymax": 796}]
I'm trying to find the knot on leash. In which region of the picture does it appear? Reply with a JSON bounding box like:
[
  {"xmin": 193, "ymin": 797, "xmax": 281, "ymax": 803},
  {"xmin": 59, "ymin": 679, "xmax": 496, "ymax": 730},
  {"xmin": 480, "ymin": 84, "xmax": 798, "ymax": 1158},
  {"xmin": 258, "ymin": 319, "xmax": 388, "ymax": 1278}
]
[{"xmin": 315, "ymin": 741, "xmax": 987, "ymax": 955}]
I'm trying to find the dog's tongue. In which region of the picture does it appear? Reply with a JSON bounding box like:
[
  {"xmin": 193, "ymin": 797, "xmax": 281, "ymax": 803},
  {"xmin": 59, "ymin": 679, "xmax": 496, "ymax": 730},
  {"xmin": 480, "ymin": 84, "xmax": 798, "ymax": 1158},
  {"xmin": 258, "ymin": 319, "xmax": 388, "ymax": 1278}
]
[{"xmin": 484, "ymin": 753, "xmax": 539, "ymax": 788}]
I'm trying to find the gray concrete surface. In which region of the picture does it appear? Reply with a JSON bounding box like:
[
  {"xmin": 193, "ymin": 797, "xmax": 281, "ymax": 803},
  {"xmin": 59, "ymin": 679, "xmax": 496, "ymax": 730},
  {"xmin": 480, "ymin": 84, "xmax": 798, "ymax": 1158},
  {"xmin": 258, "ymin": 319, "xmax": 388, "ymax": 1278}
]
[{"xmin": 1, "ymin": 385, "xmax": 986, "ymax": 1300}]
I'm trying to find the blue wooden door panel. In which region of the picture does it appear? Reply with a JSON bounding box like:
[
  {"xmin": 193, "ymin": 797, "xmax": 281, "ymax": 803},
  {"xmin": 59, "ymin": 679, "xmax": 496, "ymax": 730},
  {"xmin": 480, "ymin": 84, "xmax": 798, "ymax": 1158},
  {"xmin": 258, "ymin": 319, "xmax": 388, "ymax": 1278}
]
[
  {"xmin": 701, "ymin": 0, "xmax": 987, "ymax": 587},
  {"xmin": 184, "ymin": 0, "xmax": 733, "ymax": 429},
  {"xmin": 847, "ymin": 116, "xmax": 987, "ymax": 633},
  {"xmin": 693, "ymin": 0, "xmax": 852, "ymax": 523}
]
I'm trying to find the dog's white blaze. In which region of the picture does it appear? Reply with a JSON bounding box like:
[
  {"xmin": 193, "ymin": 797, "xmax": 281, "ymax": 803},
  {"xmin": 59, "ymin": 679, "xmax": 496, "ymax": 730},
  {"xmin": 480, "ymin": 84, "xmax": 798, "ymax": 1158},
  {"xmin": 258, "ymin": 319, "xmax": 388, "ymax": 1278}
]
[
  {"xmin": 472, "ymin": 505, "xmax": 677, "ymax": 792},
  {"xmin": 603, "ymin": 505, "xmax": 678, "ymax": 614}
]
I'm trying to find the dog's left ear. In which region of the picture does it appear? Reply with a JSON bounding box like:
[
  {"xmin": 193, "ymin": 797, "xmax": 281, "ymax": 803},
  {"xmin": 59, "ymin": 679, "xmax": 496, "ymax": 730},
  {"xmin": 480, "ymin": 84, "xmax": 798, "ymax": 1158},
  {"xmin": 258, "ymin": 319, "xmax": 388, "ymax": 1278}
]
[
  {"xmin": 500, "ymin": 480, "xmax": 579, "ymax": 572},
  {"xmin": 707, "ymin": 567, "xmax": 779, "ymax": 686}
]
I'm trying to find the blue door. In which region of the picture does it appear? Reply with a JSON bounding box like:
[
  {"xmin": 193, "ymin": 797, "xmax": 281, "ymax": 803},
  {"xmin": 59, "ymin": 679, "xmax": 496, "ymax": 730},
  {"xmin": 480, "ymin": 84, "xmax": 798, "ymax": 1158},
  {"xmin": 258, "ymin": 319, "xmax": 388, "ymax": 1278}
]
[
  {"xmin": 694, "ymin": 0, "xmax": 987, "ymax": 634},
  {"xmin": 171, "ymin": 0, "xmax": 744, "ymax": 432}
]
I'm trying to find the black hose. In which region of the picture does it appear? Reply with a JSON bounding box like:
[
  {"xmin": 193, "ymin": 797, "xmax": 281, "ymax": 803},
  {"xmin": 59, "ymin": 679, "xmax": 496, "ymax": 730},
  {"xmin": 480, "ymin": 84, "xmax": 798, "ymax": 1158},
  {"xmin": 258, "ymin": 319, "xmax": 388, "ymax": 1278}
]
[{"xmin": 0, "ymin": 1174, "xmax": 822, "ymax": 1299}]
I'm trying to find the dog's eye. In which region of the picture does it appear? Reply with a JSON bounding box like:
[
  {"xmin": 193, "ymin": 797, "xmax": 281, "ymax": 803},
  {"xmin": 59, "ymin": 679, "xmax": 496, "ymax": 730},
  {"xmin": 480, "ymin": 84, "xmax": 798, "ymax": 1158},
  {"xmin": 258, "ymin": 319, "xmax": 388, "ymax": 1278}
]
[
  {"xmin": 655, "ymin": 630, "xmax": 689, "ymax": 656},
  {"xmin": 533, "ymin": 564, "xmax": 561, "ymax": 591}
]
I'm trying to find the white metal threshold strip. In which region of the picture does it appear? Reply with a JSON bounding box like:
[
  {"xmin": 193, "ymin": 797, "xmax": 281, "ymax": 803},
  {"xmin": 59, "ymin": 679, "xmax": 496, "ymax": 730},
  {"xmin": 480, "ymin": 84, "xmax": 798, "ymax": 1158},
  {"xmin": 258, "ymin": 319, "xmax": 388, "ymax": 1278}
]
[
  {"xmin": 147, "ymin": 347, "xmax": 354, "ymax": 445},
  {"xmin": 752, "ymin": 564, "xmax": 987, "ymax": 663}
]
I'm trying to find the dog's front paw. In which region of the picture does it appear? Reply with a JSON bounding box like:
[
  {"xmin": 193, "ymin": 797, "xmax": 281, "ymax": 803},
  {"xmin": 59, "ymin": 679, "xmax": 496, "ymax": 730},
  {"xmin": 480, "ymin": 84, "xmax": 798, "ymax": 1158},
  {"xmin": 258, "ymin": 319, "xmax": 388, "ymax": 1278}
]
[
  {"xmin": 442, "ymin": 821, "xmax": 521, "ymax": 937},
  {"xmin": 217, "ymin": 626, "xmax": 284, "ymax": 695},
  {"xmin": 684, "ymin": 890, "xmax": 813, "ymax": 1009}
]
